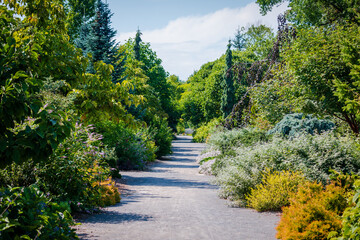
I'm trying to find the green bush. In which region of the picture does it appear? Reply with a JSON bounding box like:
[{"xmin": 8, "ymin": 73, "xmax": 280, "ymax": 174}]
[
  {"xmin": 95, "ymin": 121, "xmax": 157, "ymax": 170},
  {"xmin": 0, "ymin": 185, "xmax": 78, "ymax": 239},
  {"xmin": 213, "ymin": 132, "xmax": 360, "ymax": 205},
  {"xmin": 246, "ymin": 170, "xmax": 306, "ymax": 212},
  {"xmin": 192, "ymin": 118, "xmax": 221, "ymax": 143},
  {"xmin": 0, "ymin": 161, "xmax": 37, "ymax": 188},
  {"xmin": 268, "ymin": 113, "xmax": 335, "ymax": 137},
  {"xmin": 37, "ymin": 123, "xmax": 111, "ymax": 212},
  {"xmin": 334, "ymin": 180, "xmax": 360, "ymax": 240},
  {"xmin": 149, "ymin": 116, "xmax": 173, "ymax": 157}
]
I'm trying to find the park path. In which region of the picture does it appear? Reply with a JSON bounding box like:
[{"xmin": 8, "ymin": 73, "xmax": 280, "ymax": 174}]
[{"xmin": 76, "ymin": 135, "xmax": 280, "ymax": 240}]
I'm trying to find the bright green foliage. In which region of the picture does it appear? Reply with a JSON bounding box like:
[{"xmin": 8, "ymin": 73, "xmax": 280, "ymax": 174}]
[
  {"xmin": 246, "ymin": 170, "xmax": 306, "ymax": 212},
  {"xmin": 256, "ymin": 0, "xmax": 360, "ymax": 26},
  {"xmin": 283, "ymin": 25, "xmax": 360, "ymax": 133},
  {"xmin": 243, "ymin": 24, "xmax": 275, "ymax": 60},
  {"xmin": 73, "ymin": 61, "xmax": 140, "ymax": 124},
  {"xmin": 0, "ymin": 185, "xmax": 78, "ymax": 239},
  {"xmin": 276, "ymin": 180, "xmax": 350, "ymax": 240},
  {"xmin": 179, "ymin": 50, "xmax": 253, "ymax": 127},
  {"xmin": 0, "ymin": 4, "xmax": 83, "ymax": 166},
  {"xmin": 335, "ymin": 180, "xmax": 360, "ymax": 240},
  {"xmin": 268, "ymin": 113, "xmax": 335, "ymax": 137},
  {"xmin": 192, "ymin": 118, "xmax": 221, "ymax": 143},
  {"xmin": 95, "ymin": 121, "xmax": 157, "ymax": 170},
  {"xmin": 221, "ymin": 41, "xmax": 235, "ymax": 118}
]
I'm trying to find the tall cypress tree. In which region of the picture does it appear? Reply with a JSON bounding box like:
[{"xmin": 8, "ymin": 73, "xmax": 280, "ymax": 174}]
[
  {"xmin": 221, "ymin": 40, "xmax": 235, "ymax": 118},
  {"xmin": 134, "ymin": 29, "xmax": 142, "ymax": 61}
]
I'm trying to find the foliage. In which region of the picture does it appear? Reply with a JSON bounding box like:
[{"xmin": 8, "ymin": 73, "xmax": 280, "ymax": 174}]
[
  {"xmin": 256, "ymin": 0, "xmax": 360, "ymax": 26},
  {"xmin": 268, "ymin": 113, "xmax": 335, "ymax": 137},
  {"xmin": 0, "ymin": 185, "xmax": 78, "ymax": 239},
  {"xmin": 246, "ymin": 170, "xmax": 306, "ymax": 212},
  {"xmin": 97, "ymin": 178, "xmax": 121, "ymax": 207},
  {"xmin": 281, "ymin": 24, "xmax": 360, "ymax": 133},
  {"xmin": 0, "ymin": 161, "xmax": 37, "ymax": 188},
  {"xmin": 193, "ymin": 118, "xmax": 222, "ymax": 143},
  {"xmin": 211, "ymin": 130, "xmax": 360, "ymax": 205},
  {"xmin": 73, "ymin": 61, "xmax": 141, "ymax": 125},
  {"xmin": 221, "ymin": 41, "xmax": 235, "ymax": 118},
  {"xmin": 149, "ymin": 116, "xmax": 173, "ymax": 157},
  {"xmin": 207, "ymin": 127, "xmax": 269, "ymax": 154},
  {"xmin": 276, "ymin": 180, "xmax": 351, "ymax": 240},
  {"xmin": 95, "ymin": 120, "xmax": 157, "ymax": 170},
  {"xmin": 37, "ymin": 123, "xmax": 111, "ymax": 212},
  {"xmin": 333, "ymin": 179, "xmax": 360, "ymax": 240}
]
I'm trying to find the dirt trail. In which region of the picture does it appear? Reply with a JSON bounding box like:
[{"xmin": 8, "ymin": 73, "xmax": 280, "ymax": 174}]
[{"xmin": 76, "ymin": 135, "xmax": 280, "ymax": 240}]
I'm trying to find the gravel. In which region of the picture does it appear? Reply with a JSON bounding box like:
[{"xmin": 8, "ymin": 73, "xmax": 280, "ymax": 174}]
[{"xmin": 75, "ymin": 135, "xmax": 280, "ymax": 240}]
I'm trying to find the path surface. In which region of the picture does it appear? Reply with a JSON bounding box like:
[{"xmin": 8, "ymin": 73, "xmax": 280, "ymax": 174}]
[{"xmin": 76, "ymin": 135, "xmax": 280, "ymax": 240}]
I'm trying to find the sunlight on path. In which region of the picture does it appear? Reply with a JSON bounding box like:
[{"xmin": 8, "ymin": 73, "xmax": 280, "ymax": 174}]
[{"xmin": 76, "ymin": 135, "xmax": 280, "ymax": 240}]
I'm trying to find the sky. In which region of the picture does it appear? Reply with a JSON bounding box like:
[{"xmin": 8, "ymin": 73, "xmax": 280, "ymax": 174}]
[{"xmin": 106, "ymin": 0, "xmax": 288, "ymax": 80}]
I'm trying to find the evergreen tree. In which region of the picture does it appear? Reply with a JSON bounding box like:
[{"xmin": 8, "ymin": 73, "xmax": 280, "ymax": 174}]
[
  {"xmin": 134, "ymin": 29, "xmax": 142, "ymax": 61},
  {"xmin": 221, "ymin": 40, "xmax": 235, "ymax": 118},
  {"xmin": 91, "ymin": 0, "xmax": 117, "ymax": 64},
  {"xmin": 232, "ymin": 26, "xmax": 247, "ymax": 51}
]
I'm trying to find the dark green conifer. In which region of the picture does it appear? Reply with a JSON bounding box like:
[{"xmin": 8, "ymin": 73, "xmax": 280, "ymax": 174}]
[
  {"xmin": 134, "ymin": 29, "xmax": 142, "ymax": 61},
  {"xmin": 221, "ymin": 40, "xmax": 235, "ymax": 118}
]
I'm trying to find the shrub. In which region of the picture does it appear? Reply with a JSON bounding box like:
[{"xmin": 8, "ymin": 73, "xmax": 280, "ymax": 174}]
[
  {"xmin": 213, "ymin": 133, "xmax": 360, "ymax": 205},
  {"xmin": 0, "ymin": 185, "xmax": 78, "ymax": 239},
  {"xmin": 246, "ymin": 170, "xmax": 306, "ymax": 212},
  {"xmin": 95, "ymin": 121, "xmax": 157, "ymax": 170},
  {"xmin": 149, "ymin": 116, "xmax": 173, "ymax": 157},
  {"xmin": 96, "ymin": 178, "xmax": 121, "ymax": 207},
  {"xmin": 0, "ymin": 161, "xmax": 37, "ymax": 188},
  {"xmin": 192, "ymin": 118, "xmax": 221, "ymax": 143},
  {"xmin": 207, "ymin": 127, "xmax": 270, "ymax": 154},
  {"xmin": 276, "ymin": 180, "xmax": 350, "ymax": 240},
  {"xmin": 37, "ymin": 123, "xmax": 111, "ymax": 212},
  {"xmin": 268, "ymin": 113, "xmax": 335, "ymax": 137},
  {"xmin": 333, "ymin": 180, "xmax": 360, "ymax": 240}
]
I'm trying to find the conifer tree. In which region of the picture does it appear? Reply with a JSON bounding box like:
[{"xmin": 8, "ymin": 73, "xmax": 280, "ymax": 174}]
[
  {"xmin": 221, "ymin": 40, "xmax": 235, "ymax": 118},
  {"xmin": 232, "ymin": 26, "xmax": 247, "ymax": 51},
  {"xmin": 134, "ymin": 29, "xmax": 142, "ymax": 61},
  {"xmin": 91, "ymin": 0, "xmax": 117, "ymax": 64}
]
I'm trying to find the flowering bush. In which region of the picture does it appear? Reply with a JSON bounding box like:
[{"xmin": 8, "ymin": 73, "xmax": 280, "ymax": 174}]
[
  {"xmin": 38, "ymin": 123, "xmax": 112, "ymax": 212},
  {"xmin": 0, "ymin": 185, "xmax": 78, "ymax": 239}
]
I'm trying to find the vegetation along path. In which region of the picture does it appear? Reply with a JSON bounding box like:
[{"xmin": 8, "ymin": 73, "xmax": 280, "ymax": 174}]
[{"xmin": 76, "ymin": 135, "xmax": 280, "ymax": 240}]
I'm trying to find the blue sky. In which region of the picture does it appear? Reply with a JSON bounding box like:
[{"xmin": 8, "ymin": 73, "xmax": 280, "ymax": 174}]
[{"xmin": 106, "ymin": 0, "xmax": 287, "ymax": 80}]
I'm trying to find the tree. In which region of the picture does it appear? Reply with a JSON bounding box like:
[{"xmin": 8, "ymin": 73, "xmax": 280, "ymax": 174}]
[
  {"xmin": 66, "ymin": 0, "xmax": 96, "ymax": 39},
  {"xmin": 232, "ymin": 26, "xmax": 247, "ymax": 51},
  {"xmin": 134, "ymin": 29, "xmax": 142, "ymax": 61},
  {"xmin": 221, "ymin": 41, "xmax": 236, "ymax": 118},
  {"xmin": 91, "ymin": 0, "xmax": 117, "ymax": 64},
  {"xmin": 256, "ymin": 0, "xmax": 360, "ymax": 26}
]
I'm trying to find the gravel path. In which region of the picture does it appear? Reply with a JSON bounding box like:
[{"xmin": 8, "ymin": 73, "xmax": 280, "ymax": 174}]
[{"xmin": 76, "ymin": 135, "xmax": 280, "ymax": 240}]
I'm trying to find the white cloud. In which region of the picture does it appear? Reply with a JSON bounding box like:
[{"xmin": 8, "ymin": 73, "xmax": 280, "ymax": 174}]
[{"xmin": 117, "ymin": 2, "xmax": 288, "ymax": 80}]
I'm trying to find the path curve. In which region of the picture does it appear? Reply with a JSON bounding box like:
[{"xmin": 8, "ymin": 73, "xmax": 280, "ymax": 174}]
[{"xmin": 76, "ymin": 135, "xmax": 280, "ymax": 240}]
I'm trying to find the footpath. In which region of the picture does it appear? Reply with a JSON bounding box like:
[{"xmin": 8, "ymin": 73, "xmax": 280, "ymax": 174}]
[{"xmin": 76, "ymin": 135, "xmax": 280, "ymax": 240}]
